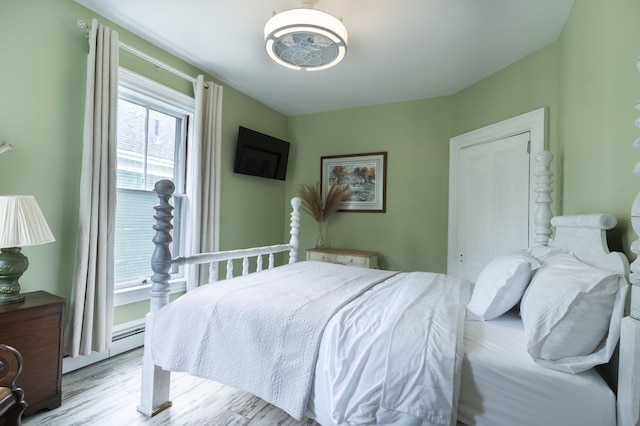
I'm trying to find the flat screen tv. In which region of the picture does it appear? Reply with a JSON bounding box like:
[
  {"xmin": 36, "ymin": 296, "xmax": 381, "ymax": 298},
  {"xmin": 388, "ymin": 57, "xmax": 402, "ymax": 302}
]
[{"xmin": 234, "ymin": 126, "xmax": 290, "ymax": 181}]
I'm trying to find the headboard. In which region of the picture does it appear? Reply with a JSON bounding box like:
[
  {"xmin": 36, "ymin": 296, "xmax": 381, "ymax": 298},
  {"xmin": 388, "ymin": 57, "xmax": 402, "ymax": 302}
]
[{"xmin": 549, "ymin": 214, "xmax": 629, "ymax": 276}]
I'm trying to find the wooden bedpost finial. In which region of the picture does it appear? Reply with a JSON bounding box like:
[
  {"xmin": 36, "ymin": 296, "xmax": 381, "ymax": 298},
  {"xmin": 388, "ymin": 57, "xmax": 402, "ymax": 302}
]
[
  {"xmin": 154, "ymin": 179, "xmax": 175, "ymax": 194},
  {"xmin": 289, "ymin": 197, "xmax": 301, "ymax": 263},
  {"xmin": 150, "ymin": 180, "xmax": 175, "ymax": 313},
  {"xmin": 534, "ymin": 151, "xmax": 553, "ymax": 246}
]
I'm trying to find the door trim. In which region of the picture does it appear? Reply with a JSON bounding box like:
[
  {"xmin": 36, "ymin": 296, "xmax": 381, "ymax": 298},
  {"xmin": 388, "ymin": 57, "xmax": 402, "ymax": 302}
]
[{"xmin": 447, "ymin": 107, "xmax": 546, "ymax": 275}]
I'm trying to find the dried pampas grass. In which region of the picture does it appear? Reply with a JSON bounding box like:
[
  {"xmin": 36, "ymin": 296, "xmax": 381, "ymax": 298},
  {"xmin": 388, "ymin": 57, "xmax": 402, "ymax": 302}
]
[{"xmin": 298, "ymin": 182, "xmax": 350, "ymax": 225}]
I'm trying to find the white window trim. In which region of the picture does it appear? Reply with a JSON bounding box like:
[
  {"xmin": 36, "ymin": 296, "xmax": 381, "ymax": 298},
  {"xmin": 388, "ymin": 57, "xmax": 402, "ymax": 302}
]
[
  {"xmin": 119, "ymin": 68, "xmax": 195, "ymax": 113},
  {"xmin": 115, "ymin": 68, "xmax": 195, "ymax": 307},
  {"xmin": 114, "ymin": 279, "xmax": 186, "ymax": 307}
]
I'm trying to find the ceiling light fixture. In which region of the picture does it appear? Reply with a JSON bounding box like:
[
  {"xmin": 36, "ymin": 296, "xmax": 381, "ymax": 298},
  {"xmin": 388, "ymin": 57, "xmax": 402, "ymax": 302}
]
[{"xmin": 264, "ymin": 1, "xmax": 348, "ymax": 71}]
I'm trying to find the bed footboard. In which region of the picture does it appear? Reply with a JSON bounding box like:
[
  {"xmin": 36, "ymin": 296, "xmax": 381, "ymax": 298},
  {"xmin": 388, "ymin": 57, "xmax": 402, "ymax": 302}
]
[{"xmin": 138, "ymin": 179, "xmax": 301, "ymax": 417}]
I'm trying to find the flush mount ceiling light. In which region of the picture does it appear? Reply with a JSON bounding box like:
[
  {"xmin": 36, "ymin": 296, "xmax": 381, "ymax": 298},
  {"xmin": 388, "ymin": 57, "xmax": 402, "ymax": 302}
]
[{"xmin": 264, "ymin": 1, "xmax": 348, "ymax": 71}]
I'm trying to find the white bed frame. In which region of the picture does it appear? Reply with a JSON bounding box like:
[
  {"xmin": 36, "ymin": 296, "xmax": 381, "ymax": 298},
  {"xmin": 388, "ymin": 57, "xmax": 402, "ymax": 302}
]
[
  {"xmin": 138, "ymin": 154, "xmax": 640, "ymax": 426},
  {"xmin": 138, "ymin": 179, "xmax": 301, "ymax": 416}
]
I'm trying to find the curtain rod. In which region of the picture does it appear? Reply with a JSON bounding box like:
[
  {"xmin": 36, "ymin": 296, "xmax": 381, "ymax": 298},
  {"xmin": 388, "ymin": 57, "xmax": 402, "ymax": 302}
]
[{"xmin": 77, "ymin": 19, "xmax": 198, "ymax": 85}]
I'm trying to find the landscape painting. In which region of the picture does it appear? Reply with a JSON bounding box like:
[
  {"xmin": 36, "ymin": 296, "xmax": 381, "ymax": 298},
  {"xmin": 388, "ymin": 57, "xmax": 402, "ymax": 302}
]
[{"xmin": 321, "ymin": 152, "xmax": 387, "ymax": 212}]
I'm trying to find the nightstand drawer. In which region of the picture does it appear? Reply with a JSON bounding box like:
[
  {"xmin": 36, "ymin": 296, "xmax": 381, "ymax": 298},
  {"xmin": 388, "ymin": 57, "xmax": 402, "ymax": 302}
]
[
  {"xmin": 336, "ymin": 254, "xmax": 366, "ymax": 266},
  {"xmin": 306, "ymin": 248, "xmax": 379, "ymax": 269},
  {"xmin": 307, "ymin": 251, "xmax": 337, "ymax": 263}
]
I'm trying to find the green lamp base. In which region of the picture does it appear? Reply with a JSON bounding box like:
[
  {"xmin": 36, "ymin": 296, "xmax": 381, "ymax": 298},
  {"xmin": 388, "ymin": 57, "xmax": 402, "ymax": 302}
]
[
  {"xmin": 0, "ymin": 293, "xmax": 25, "ymax": 305},
  {"xmin": 0, "ymin": 247, "xmax": 28, "ymax": 305}
]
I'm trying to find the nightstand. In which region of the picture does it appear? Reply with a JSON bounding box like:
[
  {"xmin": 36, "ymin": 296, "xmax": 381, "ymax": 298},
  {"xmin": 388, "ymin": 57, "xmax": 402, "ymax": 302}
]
[
  {"xmin": 0, "ymin": 291, "xmax": 65, "ymax": 416},
  {"xmin": 306, "ymin": 248, "xmax": 379, "ymax": 268}
]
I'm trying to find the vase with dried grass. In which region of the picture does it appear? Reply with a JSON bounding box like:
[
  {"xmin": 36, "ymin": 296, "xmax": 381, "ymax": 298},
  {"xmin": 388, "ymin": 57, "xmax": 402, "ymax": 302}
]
[{"xmin": 298, "ymin": 182, "xmax": 351, "ymax": 248}]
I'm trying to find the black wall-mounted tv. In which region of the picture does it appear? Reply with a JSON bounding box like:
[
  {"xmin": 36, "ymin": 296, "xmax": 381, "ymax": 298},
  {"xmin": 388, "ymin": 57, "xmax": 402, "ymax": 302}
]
[{"xmin": 234, "ymin": 126, "xmax": 290, "ymax": 181}]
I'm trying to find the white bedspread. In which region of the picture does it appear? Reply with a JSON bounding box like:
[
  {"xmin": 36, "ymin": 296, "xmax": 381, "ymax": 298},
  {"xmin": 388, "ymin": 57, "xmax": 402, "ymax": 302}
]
[
  {"xmin": 308, "ymin": 272, "xmax": 472, "ymax": 426},
  {"xmin": 150, "ymin": 261, "xmax": 398, "ymax": 420}
]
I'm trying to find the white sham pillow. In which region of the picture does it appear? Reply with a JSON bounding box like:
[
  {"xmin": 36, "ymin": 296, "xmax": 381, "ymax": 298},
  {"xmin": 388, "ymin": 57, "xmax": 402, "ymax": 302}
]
[
  {"xmin": 520, "ymin": 252, "xmax": 626, "ymax": 373},
  {"xmin": 518, "ymin": 245, "xmax": 564, "ymax": 263},
  {"xmin": 466, "ymin": 253, "xmax": 541, "ymax": 321}
]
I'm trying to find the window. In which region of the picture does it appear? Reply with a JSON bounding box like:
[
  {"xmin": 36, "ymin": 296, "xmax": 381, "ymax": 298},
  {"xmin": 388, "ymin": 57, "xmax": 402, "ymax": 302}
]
[{"xmin": 114, "ymin": 69, "xmax": 194, "ymax": 306}]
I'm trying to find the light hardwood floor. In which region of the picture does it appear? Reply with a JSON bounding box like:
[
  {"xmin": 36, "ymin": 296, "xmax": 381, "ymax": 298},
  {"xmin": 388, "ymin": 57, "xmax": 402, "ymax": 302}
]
[{"xmin": 23, "ymin": 347, "xmax": 320, "ymax": 426}]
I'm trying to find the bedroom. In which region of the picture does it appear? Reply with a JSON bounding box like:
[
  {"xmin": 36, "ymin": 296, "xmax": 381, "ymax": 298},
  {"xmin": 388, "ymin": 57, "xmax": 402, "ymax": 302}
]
[{"xmin": 0, "ymin": 0, "xmax": 639, "ymax": 424}]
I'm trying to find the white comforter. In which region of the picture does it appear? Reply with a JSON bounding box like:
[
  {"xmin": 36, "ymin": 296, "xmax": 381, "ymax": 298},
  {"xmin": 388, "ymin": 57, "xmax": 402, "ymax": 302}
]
[
  {"xmin": 309, "ymin": 271, "xmax": 471, "ymax": 426},
  {"xmin": 151, "ymin": 261, "xmax": 397, "ymax": 420},
  {"xmin": 151, "ymin": 261, "xmax": 471, "ymax": 425}
]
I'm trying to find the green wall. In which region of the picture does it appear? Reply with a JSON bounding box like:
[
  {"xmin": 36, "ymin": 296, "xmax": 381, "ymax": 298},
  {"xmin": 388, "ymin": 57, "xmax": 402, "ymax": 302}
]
[
  {"xmin": 448, "ymin": 40, "xmax": 562, "ymax": 234},
  {"xmin": 287, "ymin": 0, "xmax": 640, "ymax": 272},
  {"xmin": 451, "ymin": 1, "xmax": 640, "ymax": 258},
  {"xmin": 287, "ymin": 1, "xmax": 640, "ymax": 270},
  {"xmin": 287, "ymin": 98, "xmax": 452, "ymax": 272},
  {"xmin": 557, "ymin": 0, "xmax": 640, "ymax": 255},
  {"xmin": 286, "ymin": 41, "xmax": 561, "ymax": 273},
  {"xmin": 3, "ymin": 0, "xmax": 640, "ymax": 333},
  {"xmin": 0, "ymin": 0, "xmax": 288, "ymax": 326}
]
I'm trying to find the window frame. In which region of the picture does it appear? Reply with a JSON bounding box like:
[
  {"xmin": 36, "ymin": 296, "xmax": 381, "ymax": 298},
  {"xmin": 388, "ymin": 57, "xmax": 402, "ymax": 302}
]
[{"xmin": 114, "ymin": 68, "xmax": 195, "ymax": 307}]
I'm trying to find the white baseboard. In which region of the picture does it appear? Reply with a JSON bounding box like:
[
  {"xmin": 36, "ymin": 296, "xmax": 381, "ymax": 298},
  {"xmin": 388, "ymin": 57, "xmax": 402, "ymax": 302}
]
[{"xmin": 62, "ymin": 319, "xmax": 145, "ymax": 374}]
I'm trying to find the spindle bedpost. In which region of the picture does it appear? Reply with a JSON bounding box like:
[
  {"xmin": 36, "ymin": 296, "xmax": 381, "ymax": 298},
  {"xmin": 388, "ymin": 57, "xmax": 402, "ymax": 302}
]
[
  {"xmin": 289, "ymin": 197, "xmax": 301, "ymax": 263},
  {"xmin": 534, "ymin": 151, "xmax": 554, "ymax": 246},
  {"xmin": 139, "ymin": 183, "xmax": 302, "ymax": 416},
  {"xmin": 617, "ymin": 56, "xmax": 640, "ymax": 426},
  {"xmin": 149, "ymin": 180, "xmax": 175, "ymax": 313},
  {"xmin": 138, "ymin": 180, "xmax": 175, "ymax": 416}
]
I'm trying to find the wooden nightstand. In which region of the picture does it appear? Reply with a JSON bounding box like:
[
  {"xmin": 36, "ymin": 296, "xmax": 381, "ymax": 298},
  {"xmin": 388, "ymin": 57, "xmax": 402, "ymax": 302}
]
[
  {"xmin": 306, "ymin": 248, "xmax": 379, "ymax": 269},
  {"xmin": 0, "ymin": 291, "xmax": 65, "ymax": 416}
]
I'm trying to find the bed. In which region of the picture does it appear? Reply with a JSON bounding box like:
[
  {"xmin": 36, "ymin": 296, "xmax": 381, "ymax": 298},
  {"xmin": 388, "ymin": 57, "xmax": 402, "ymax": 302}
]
[{"xmin": 138, "ymin": 152, "xmax": 637, "ymax": 426}]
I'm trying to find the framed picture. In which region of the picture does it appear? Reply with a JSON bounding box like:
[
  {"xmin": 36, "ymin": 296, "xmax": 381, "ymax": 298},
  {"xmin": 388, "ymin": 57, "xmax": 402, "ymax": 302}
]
[{"xmin": 321, "ymin": 152, "xmax": 387, "ymax": 212}]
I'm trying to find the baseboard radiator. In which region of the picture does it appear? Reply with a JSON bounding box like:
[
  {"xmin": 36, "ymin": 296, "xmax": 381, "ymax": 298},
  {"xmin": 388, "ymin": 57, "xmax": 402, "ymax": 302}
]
[{"xmin": 62, "ymin": 319, "xmax": 145, "ymax": 374}]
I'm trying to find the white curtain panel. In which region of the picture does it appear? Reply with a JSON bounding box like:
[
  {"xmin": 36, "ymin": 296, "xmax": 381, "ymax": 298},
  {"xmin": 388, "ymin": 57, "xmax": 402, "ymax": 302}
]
[
  {"xmin": 186, "ymin": 76, "xmax": 223, "ymax": 290},
  {"xmin": 65, "ymin": 19, "xmax": 118, "ymax": 357}
]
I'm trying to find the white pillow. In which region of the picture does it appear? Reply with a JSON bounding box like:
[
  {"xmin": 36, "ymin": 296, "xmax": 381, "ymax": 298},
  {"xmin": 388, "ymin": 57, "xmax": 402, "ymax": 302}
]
[
  {"xmin": 518, "ymin": 245, "xmax": 564, "ymax": 262},
  {"xmin": 520, "ymin": 252, "xmax": 626, "ymax": 373},
  {"xmin": 466, "ymin": 253, "xmax": 540, "ymax": 321}
]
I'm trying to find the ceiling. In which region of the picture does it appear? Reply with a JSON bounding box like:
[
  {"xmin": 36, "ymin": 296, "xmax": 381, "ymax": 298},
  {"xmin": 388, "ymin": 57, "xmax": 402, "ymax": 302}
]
[{"xmin": 75, "ymin": 0, "xmax": 574, "ymax": 117}]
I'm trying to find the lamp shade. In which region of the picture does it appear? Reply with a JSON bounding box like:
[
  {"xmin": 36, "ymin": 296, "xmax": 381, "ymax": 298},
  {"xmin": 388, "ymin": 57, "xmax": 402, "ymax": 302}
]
[{"xmin": 0, "ymin": 196, "xmax": 55, "ymax": 248}]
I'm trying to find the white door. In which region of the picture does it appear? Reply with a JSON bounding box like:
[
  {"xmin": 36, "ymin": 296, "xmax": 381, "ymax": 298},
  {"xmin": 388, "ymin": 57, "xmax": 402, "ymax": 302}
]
[{"xmin": 449, "ymin": 132, "xmax": 531, "ymax": 282}]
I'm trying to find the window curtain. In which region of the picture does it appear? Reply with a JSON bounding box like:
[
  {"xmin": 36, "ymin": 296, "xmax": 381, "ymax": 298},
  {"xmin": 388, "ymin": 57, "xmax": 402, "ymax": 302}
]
[
  {"xmin": 186, "ymin": 76, "xmax": 223, "ymax": 290},
  {"xmin": 65, "ymin": 19, "xmax": 118, "ymax": 357}
]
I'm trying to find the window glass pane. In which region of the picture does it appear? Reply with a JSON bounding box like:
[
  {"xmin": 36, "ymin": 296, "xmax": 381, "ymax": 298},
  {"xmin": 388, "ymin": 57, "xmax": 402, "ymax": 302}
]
[
  {"xmin": 117, "ymin": 99, "xmax": 147, "ymax": 190},
  {"xmin": 114, "ymin": 189, "xmax": 175, "ymax": 285},
  {"xmin": 146, "ymin": 109, "xmax": 177, "ymax": 191},
  {"xmin": 115, "ymin": 69, "xmax": 191, "ymax": 293}
]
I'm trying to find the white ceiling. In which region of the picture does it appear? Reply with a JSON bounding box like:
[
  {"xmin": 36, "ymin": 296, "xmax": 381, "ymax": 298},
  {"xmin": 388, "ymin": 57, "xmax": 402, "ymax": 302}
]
[{"xmin": 75, "ymin": 0, "xmax": 574, "ymax": 117}]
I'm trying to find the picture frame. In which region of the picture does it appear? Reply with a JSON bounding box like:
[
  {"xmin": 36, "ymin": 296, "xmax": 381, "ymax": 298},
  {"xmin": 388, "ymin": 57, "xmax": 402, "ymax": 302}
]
[{"xmin": 321, "ymin": 152, "xmax": 387, "ymax": 212}]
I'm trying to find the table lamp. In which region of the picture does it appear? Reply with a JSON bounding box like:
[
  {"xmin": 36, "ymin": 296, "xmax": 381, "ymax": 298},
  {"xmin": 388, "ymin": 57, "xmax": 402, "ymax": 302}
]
[{"xmin": 0, "ymin": 196, "xmax": 55, "ymax": 304}]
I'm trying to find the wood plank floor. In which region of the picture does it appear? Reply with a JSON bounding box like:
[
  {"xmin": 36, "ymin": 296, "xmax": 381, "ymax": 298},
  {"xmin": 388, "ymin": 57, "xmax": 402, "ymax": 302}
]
[{"xmin": 23, "ymin": 347, "xmax": 320, "ymax": 426}]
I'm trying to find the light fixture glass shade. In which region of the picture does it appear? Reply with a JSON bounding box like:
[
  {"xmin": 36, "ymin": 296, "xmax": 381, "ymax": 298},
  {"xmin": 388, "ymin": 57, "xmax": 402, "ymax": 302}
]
[
  {"xmin": 264, "ymin": 8, "xmax": 348, "ymax": 71},
  {"xmin": 0, "ymin": 196, "xmax": 55, "ymax": 248}
]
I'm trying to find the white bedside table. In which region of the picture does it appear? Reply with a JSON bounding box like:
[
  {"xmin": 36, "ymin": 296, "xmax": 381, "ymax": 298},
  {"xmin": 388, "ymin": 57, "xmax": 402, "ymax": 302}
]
[{"xmin": 306, "ymin": 248, "xmax": 379, "ymax": 269}]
